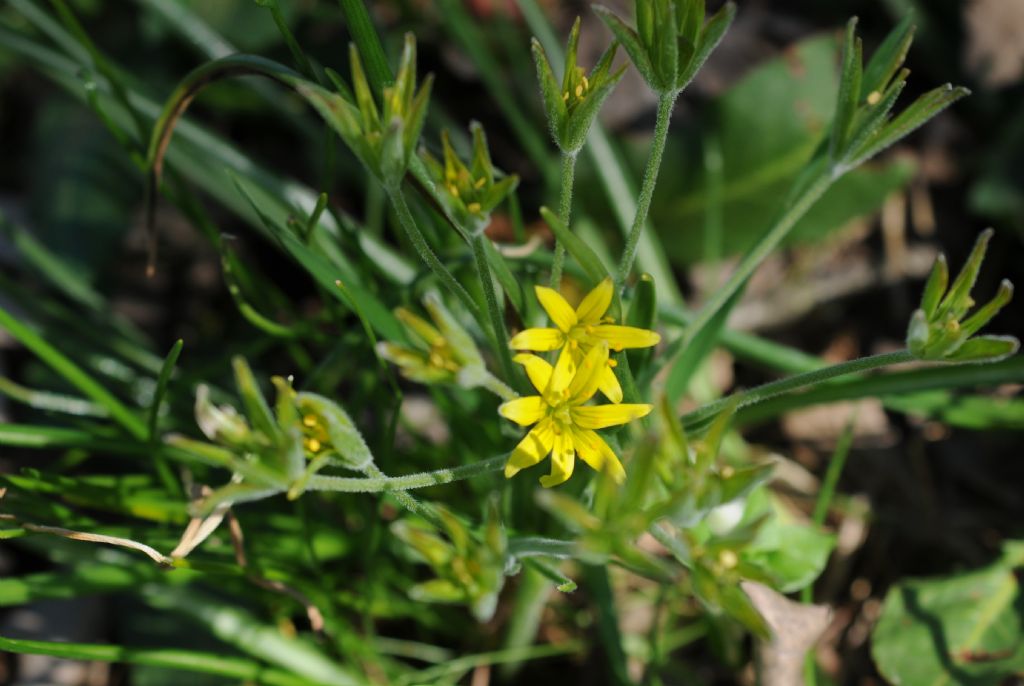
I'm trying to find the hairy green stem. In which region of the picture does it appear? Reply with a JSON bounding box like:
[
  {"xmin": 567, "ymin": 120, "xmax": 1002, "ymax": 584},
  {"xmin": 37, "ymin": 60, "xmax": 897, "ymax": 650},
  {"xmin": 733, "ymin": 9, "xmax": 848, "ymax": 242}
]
[
  {"xmin": 480, "ymin": 371, "xmax": 518, "ymax": 402},
  {"xmin": 307, "ymin": 455, "xmax": 507, "ymax": 493},
  {"xmin": 549, "ymin": 151, "xmax": 578, "ymax": 288},
  {"xmin": 616, "ymin": 91, "xmax": 677, "ymax": 291},
  {"xmin": 386, "ymin": 184, "xmax": 482, "ymax": 321},
  {"xmin": 681, "ymin": 349, "xmax": 915, "ymax": 432},
  {"xmin": 676, "ymin": 167, "xmax": 835, "ymax": 355},
  {"xmin": 472, "ymin": 234, "xmax": 517, "ymax": 384}
]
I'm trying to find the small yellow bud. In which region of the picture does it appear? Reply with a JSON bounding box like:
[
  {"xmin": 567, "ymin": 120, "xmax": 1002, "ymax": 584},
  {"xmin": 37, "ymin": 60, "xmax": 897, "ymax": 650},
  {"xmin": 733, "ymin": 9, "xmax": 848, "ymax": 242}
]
[
  {"xmin": 582, "ymin": 76, "xmax": 590, "ymax": 91},
  {"xmin": 467, "ymin": 202, "xmax": 482, "ymax": 213},
  {"xmin": 448, "ymin": 184, "xmax": 460, "ymax": 198},
  {"xmin": 302, "ymin": 414, "xmax": 318, "ymax": 428},
  {"xmin": 575, "ymin": 84, "xmax": 584, "ymax": 97},
  {"xmin": 474, "ymin": 177, "xmax": 486, "ymax": 189},
  {"xmin": 866, "ymin": 91, "xmax": 882, "ymax": 105},
  {"xmin": 562, "ymin": 92, "xmax": 569, "ymax": 102},
  {"xmin": 305, "ymin": 437, "xmax": 321, "ymax": 453}
]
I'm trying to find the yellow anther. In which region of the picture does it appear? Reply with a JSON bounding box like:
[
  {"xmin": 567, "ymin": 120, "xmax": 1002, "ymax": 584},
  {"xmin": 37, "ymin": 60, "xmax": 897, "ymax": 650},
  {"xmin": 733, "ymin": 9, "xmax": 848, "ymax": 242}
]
[
  {"xmin": 582, "ymin": 75, "xmax": 590, "ymax": 90},
  {"xmin": 601, "ymin": 316, "xmax": 615, "ymax": 324},
  {"xmin": 607, "ymin": 359, "xmax": 617, "ymax": 368},
  {"xmin": 448, "ymin": 184, "xmax": 460, "ymax": 198},
  {"xmin": 575, "ymin": 84, "xmax": 584, "ymax": 97},
  {"xmin": 302, "ymin": 414, "xmax": 318, "ymax": 428},
  {"xmin": 720, "ymin": 465, "xmax": 735, "ymax": 478},
  {"xmin": 866, "ymin": 90, "xmax": 882, "ymax": 105},
  {"xmin": 562, "ymin": 91, "xmax": 569, "ymax": 102},
  {"xmin": 306, "ymin": 438, "xmax": 322, "ymax": 453},
  {"xmin": 474, "ymin": 177, "xmax": 486, "ymax": 189},
  {"xmin": 467, "ymin": 202, "xmax": 482, "ymax": 214},
  {"xmin": 719, "ymin": 550, "xmax": 738, "ymax": 569},
  {"xmin": 612, "ymin": 343, "xmax": 623, "ymax": 352}
]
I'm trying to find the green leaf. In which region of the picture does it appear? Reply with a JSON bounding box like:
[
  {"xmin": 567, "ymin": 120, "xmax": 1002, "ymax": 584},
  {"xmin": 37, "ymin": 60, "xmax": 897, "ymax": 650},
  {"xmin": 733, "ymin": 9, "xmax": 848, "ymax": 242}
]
[
  {"xmin": 829, "ymin": 18, "xmax": 863, "ymax": 160},
  {"xmin": 0, "ymin": 635, "xmax": 313, "ymax": 686},
  {"xmin": 148, "ymin": 339, "xmax": 183, "ymax": 441},
  {"xmin": 944, "ymin": 335, "xmax": 1020, "ymax": 363},
  {"xmin": 0, "ymin": 303, "xmax": 146, "ymax": 440},
  {"xmin": 592, "ymin": 6, "xmax": 655, "ymax": 88},
  {"xmin": 860, "ymin": 15, "xmax": 915, "ymax": 99},
  {"xmin": 539, "ymin": 206, "xmax": 608, "ymax": 285},
  {"xmin": 652, "ymin": 35, "xmax": 915, "ymax": 264},
  {"xmin": 872, "ymin": 541, "xmax": 1024, "ymax": 685}
]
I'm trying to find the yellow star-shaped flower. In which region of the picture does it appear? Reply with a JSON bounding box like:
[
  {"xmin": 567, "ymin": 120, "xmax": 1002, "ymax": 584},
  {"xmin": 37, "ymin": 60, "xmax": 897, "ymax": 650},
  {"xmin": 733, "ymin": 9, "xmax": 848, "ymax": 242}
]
[
  {"xmin": 508, "ymin": 278, "xmax": 661, "ymax": 403},
  {"xmin": 498, "ymin": 341, "xmax": 652, "ymax": 487}
]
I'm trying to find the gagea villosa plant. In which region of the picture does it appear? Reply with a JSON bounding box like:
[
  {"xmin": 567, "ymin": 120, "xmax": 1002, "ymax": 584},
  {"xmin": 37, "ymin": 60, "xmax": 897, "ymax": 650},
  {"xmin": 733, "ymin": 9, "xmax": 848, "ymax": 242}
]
[{"xmin": 0, "ymin": 1, "xmax": 1019, "ymax": 684}]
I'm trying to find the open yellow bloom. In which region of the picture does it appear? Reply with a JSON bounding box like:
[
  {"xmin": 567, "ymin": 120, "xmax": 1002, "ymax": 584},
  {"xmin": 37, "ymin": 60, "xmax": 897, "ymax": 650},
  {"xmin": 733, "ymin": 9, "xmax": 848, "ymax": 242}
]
[
  {"xmin": 498, "ymin": 341, "xmax": 652, "ymax": 487},
  {"xmin": 508, "ymin": 277, "xmax": 661, "ymax": 403}
]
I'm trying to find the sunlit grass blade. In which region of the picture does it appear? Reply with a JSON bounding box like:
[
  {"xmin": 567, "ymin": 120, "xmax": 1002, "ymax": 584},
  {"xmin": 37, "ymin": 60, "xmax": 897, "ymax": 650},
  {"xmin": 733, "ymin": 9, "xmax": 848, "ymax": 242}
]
[
  {"xmin": 0, "ymin": 303, "xmax": 147, "ymax": 440},
  {"xmin": 0, "ymin": 635, "xmax": 313, "ymax": 686}
]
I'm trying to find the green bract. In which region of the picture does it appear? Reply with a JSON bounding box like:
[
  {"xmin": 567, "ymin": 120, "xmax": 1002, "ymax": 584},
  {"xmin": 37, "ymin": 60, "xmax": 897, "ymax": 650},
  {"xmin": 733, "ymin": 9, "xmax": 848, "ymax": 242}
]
[
  {"xmin": 594, "ymin": 0, "xmax": 735, "ymax": 96},
  {"xmin": 825, "ymin": 17, "xmax": 971, "ymax": 171},
  {"xmin": 420, "ymin": 122, "xmax": 519, "ymax": 235},
  {"xmin": 532, "ymin": 17, "xmax": 626, "ymax": 154},
  {"xmin": 907, "ymin": 229, "xmax": 1018, "ymax": 363},
  {"xmin": 333, "ymin": 33, "xmax": 433, "ymax": 185}
]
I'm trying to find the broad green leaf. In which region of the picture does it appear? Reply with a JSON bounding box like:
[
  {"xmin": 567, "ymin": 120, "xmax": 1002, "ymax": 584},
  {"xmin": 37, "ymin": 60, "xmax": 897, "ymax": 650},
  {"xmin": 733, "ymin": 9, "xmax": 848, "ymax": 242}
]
[{"xmin": 872, "ymin": 541, "xmax": 1024, "ymax": 685}]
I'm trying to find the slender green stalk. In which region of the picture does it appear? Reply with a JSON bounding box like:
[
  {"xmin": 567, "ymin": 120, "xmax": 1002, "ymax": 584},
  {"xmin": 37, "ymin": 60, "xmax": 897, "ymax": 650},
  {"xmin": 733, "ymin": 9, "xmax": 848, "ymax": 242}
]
[
  {"xmin": 549, "ymin": 151, "xmax": 578, "ymax": 288},
  {"xmin": 801, "ymin": 416, "xmax": 856, "ymax": 686},
  {"xmin": 675, "ymin": 167, "xmax": 834, "ymax": 354},
  {"xmin": 616, "ymin": 91, "xmax": 677, "ymax": 291},
  {"xmin": 681, "ymin": 350, "xmax": 914, "ymax": 432},
  {"xmin": 385, "ymin": 184, "xmax": 482, "ymax": 321},
  {"xmin": 480, "ymin": 371, "xmax": 518, "ymax": 401},
  {"xmin": 307, "ymin": 455, "xmax": 506, "ymax": 493},
  {"xmin": 472, "ymin": 234, "xmax": 517, "ymax": 384}
]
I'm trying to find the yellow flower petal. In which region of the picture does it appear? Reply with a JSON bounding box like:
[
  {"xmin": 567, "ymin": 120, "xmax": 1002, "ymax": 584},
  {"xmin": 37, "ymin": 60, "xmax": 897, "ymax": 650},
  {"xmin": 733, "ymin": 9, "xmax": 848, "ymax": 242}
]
[
  {"xmin": 509, "ymin": 327, "xmax": 565, "ymax": 351},
  {"xmin": 571, "ymin": 403, "xmax": 652, "ymax": 429},
  {"xmin": 598, "ymin": 364, "xmax": 623, "ymax": 403},
  {"xmin": 546, "ymin": 345, "xmax": 577, "ymax": 400},
  {"xmin": 574, "ymin": 277, "xmax": 613, "ymax": 324},
  {"xmin": 513, "ymin": 354, "xmax": 553, "ymax": 395},
  {"xmin": 570, "ymin": 426, "xmax": 625, "ymax": 483},
  {"xmin": 505, "ymin": 418, "xmax": 555, "ymax": 478},
  {"xmin": 535, "ymin": 286, "xmax": 578, "ymax": 333},
  {"xmin": 590, "ymin": 325, "xmax": 661, "ymax": 351},
  {"xmin": 498, "ymin": 396, "xmax": 547, "ymax": 426},
  {"xmin": 567, "ymin": 341, "xmax": 609, "ymax": 405},
  {"xmin": 539, "ymin": 429, "xmax": 575, "ymax": 487}
]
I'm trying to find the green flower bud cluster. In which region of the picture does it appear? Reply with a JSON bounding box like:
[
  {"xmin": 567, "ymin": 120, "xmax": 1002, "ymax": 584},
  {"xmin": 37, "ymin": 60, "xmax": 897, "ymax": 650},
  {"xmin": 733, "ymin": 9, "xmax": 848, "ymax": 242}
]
[
  {"xmin": 532, "ymin": 18, "xmax": 626, "ymax": 154},
  {"xmin": 907, "ymin": 229, "xmax": 1018, "ymax": 363},
  {"xmin": 594, "ymin": 0, "xmax": 736, "ymax": 96},
  {"xmin": 179, "ymin": 357, "xmax": 378, "ymax": 511},
  {"xmin": 420, "ymin": 122, "xmax": 519, "ymax": 235},
  {"xmin": 391, "ymin": 501, "xmax": 507, "ymax": 622},
  {"xmin": 332, "ymin": 33, "xmax": 432, "ymax": 186},
  {"xmin": 378, "ymin": 293, "xmax": 488, "ymax": 387}
]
